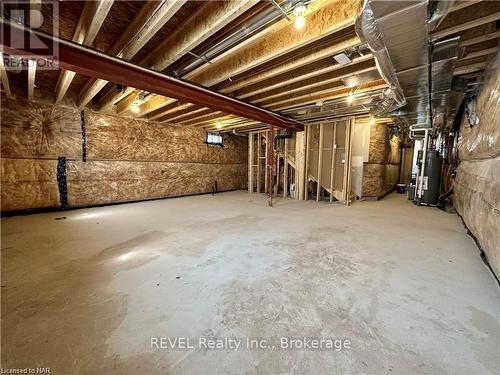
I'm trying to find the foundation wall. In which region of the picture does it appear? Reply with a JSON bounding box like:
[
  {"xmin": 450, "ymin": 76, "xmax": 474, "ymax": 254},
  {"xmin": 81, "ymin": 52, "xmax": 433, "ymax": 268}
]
[
  {"xmin": 1, "ymin": 99, "xmax": 247, "ymax": 212},
  {"xmin": 454, "ymin": 54, "xmax": 500, "ymax": 278}
]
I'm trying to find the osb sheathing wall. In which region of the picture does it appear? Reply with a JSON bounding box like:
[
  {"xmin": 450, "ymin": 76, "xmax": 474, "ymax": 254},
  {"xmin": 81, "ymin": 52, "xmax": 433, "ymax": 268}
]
[
  {"xmin": 362, "ymin": 123, "xmax": 400, "ymax": 198},
  {"xmin": 454, "ymin": 54, "xmax": 500, "ymax": 278},
  {"xmin": 1, "ymin": 99, "xmax": 247, "ymax": 212}
]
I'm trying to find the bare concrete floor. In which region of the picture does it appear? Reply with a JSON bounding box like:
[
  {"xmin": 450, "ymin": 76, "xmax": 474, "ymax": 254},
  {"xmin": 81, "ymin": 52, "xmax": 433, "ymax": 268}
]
[{"xmin": 1, "ymin": 192, "xmax": 499, "ymax": 374}]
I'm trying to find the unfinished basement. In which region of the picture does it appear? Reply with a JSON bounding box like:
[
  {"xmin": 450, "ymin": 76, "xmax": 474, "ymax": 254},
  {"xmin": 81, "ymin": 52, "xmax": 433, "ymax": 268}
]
[{"xmin": 0, "ymin": 0, "xmax": 499, "ymax": 374}]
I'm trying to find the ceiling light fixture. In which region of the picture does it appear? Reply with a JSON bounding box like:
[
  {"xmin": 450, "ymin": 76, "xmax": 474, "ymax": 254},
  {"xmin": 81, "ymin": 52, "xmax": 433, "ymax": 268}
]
[
  {"xmin": 293, "ymin": 2, "xmax": 307, "ymax": 29},
  {"xmin": 216, "ymin": 120, "xmax": 223, "ymax": 129},
  {"xmin": 347, "ymin": 94, "xmax": 355, "ymax": 104},
  {"xmin": 130, "ymin": 103, "xmax": 141, "ymax": 114}
]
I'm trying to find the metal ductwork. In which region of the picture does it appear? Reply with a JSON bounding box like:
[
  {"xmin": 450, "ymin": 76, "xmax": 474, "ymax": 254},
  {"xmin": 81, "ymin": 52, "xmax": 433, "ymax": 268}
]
[
  {"xmin": 354, "ymin": 0, "xmax": 406, "ymax": 116},
  {"xmin": 355, "ymin": 0, "xmax": 464, "ymax": 129}
]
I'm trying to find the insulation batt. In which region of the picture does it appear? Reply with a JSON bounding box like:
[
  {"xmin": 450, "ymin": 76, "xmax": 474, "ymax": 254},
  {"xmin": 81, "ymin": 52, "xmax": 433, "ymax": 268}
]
[
  {"xmin": 454, "ymin": 52, "xmax": 500, "ymax": 278},
  {"xmin": 362, "ymin": 122, "xmax": 400, "ymax": 198}
]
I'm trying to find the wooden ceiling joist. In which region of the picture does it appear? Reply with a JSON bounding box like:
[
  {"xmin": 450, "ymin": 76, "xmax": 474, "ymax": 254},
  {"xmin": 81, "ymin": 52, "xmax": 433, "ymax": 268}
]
[
  {"xmin": 460, "ymin": 30, "xmax": 500, "ymax": 47},
  {"xmin": 234, "ymin": 52, "xmax": 372, "ymax": 99},
  {"xmin": 431, "ymin": 3, "xmax": 500, "ymax": 41},
  {"xmin": 78, "ymin": 0, "xmax": 187, "ymax": 107},
  {"xmin": 246, "ymin": 60, "xmax": 377, "ymax": 105},
  {"xmin": 2, "ymin": 19, "xmax": 304, "ymax": 130},
  {"xmin": 180, "ymin": 111, "xmax": 225, "ymax": 127},
  {"xmin": 150, "ymin": 33, "xmax": 364, "ymax": 121},
  {"xmin": 161, "ymin": 106, "xmax": 209, "ymax": 123},
  {"xmin": 149, "ymin": 102, "xmax": 198, "ymax": 121},
  {"xmin": 140, "ymin": 0, "xmax": 360, "ymax": 120},
  {"xmin": 144, "ymin": 0, "xmax": 258, "ymax": 72},
  {"xmin": 270, "ymin": 80, "xmax": 387, "ymax": 111},
  {"xmin": 460, "ymin": 46, "xmax": 499, "ymax": 61},
  {"xmin": 101, "ymin": 0, "xmax": 257, "ymax": 115},
  {"xmin": 54, "ymin": 0, "xmax": 113, "ymax": 103},
  {"xmin": 189, "ymin": 0, "xmax": 361, "ymax": 88},
  {"xmin": 159, "ymin": 61, "xmax": 379, "ymax": 127},
  {"xmin": 454, "ymin": 62, "xmax": 487, "ymax": 76},
  {"xmin": 218, "ymin": 32, "xmax": 360, "ymax": 94}
]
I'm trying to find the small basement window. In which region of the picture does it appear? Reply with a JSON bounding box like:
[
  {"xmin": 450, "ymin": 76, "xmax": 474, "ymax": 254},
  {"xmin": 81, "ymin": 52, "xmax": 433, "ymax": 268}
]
[{"xmin": 206, "ymin": 132, "xmax": 223, "ymax": 147}]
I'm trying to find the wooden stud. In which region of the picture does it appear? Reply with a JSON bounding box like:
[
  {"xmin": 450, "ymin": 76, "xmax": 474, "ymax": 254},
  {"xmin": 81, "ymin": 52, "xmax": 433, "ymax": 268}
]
[
  {"xmin": 344, "ymin": 117, "xmax": 354, "ymax": 206},
  {"xmin": 264, "ymin": 131, "xmax": 268, "ymax": 194},
  {"xmin": 329, "ymin": 123, "xmax": 337, "ymax": 203},
  {"xmin": 316, "ymin": 124, "xmax": 324, "ymax": 202},
  {"xmin": 305, "ymin": 125, "xmax": 311, "ymax": 200},
  {"xmin": 283, "ymin": 138, "xmax": 288, "ymax": 198},
  {"xmin": 248, "ymin": 132, "xmax": 254, "ymax": 193},
  {"xmin": 257, "ymin": 132, "xmax": 261, "ymax": 193},
  {"xmin": 268, "ymin": 126, "xmax": 275, "ymax": 206},
  {"xmin": 27, "ymin": 59, "xmax": 36, "ymax": 100}
]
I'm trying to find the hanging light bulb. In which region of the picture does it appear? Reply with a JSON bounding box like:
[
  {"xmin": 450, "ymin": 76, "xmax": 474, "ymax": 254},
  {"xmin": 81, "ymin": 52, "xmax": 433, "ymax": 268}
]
[
  {"xmin": 369, "ymin": 116, "xmax": 376, "ymax": 125},
  {"xmin": 216, "ymin": 120, "xmax": 223, "ymax": 129},
  {"xmin": 347, "ymin": 93, "xmax": 355, "ymax": 104},
  {"xmin": 293, "ymin": 2, "xmax": 307, "ymax": 29}
]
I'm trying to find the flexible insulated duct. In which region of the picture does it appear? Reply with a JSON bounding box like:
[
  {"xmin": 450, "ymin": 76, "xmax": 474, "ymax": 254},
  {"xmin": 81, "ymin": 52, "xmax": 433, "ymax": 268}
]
[{"xmin": 354, "ymin": 0, "xmax": 406, "ymax": 116}]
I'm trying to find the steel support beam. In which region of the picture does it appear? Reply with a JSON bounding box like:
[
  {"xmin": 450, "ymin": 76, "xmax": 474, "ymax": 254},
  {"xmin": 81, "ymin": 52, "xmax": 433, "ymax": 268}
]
[{"xmin": 1, "ymin": 20, "xmax": 303, "ymax": 131}]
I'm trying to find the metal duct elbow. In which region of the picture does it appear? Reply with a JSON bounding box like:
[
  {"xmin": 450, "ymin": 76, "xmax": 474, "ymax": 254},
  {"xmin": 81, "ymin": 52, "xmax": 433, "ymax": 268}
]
[{"xmin": 354, "ymin": 0, "xmax": 406, "ymax": 115}]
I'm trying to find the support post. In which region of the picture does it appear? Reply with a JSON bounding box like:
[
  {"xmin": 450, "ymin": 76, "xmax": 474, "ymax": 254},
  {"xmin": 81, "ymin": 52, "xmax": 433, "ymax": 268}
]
[
  {"xmin": 305, "ymin": 125, "xmax": 310, "ymax": 200},
  {"xmin": 343, "ymin": 117, "xmax": 354, "ymax": 206},
  {"xmin": 283, "ymin": 138, "xmax": 288, "ymax": 198},
  {"xmin": 257, "ymin": 132, "xmax": 261, "ymax": 193},
  {"xmin": 316, "ymin": 124, "xmax": 324, "ymax": 202},
  {"xmin": 264, "ymin": 131, "xmax": 268, "ymax": 194},
  {"xmin": 248, "ymin": 132, "xmax": 254, "ymax": 193},
  {"xmin": 267, "ymin": 126, "xmax": 275, "ymax": 207},
  {"xmin": 329, "ymin": 123, "xmax": 337, "ymax": 203}
]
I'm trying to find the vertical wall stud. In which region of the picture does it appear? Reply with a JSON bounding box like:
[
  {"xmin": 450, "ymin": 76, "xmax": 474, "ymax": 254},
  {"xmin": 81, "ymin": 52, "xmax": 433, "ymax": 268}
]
[
  {"xmin": 248, "ymin": 132, "xmax": 254, "ymax": 193},
  {"xmin": 316, "ymin": 124, "xmax": 324, "ymax": 202},
  {"xmin": 329, "ymin": 123, "xmax": 337, "ymax": 203}
]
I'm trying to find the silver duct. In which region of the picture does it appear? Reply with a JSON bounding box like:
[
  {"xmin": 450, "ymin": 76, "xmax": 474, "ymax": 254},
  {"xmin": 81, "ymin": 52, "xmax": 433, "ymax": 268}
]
[
  {"xmin": 355, "ymin": 0, "xmax": 463, "ymax": 130},
  {"xmin": 354, "ymin": 0, "xmax": 406, "ymax": 116}
]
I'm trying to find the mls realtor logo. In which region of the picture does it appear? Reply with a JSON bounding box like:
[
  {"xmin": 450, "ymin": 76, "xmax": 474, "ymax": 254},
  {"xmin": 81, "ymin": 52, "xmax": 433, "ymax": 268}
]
[{"xmin": 1, "ymin": 0, "xmax": 59, "ymax": 70}]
